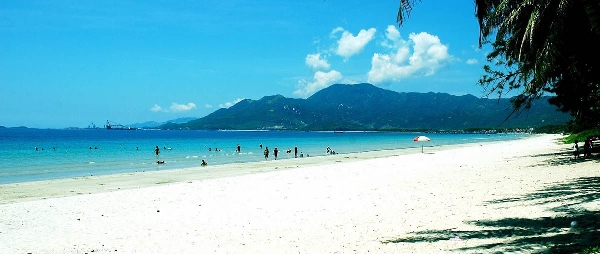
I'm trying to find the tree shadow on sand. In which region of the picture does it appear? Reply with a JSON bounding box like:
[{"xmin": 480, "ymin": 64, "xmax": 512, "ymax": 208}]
[
  {"xmin": 381, "ymin": 155, "xmax": 600, "ymax": 253},
  {"xmin": 527, "ymin": 148, "xmax": 600, "ymax": 167}
]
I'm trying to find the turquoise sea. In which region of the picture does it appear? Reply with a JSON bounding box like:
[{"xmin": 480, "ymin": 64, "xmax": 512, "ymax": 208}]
[{"xmin": 0, "ymin": 128, "xmax": 526, "ymax": 184}]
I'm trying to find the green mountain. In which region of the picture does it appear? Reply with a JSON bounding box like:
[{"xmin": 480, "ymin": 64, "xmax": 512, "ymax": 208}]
[
  {"xmin": 131, "ymin": 117, "xmax": 198, "ymax": 129},
  {"xmin": 164, "ymin": 83, "xmax": 572, "ymax": 131}
]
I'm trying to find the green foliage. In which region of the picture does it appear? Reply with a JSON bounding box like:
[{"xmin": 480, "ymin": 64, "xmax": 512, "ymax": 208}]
[
  {"xmin": 473, "ymin": 0, "xmax": 600, "ymax": 130},
  {"xmin": 396, "ymin": 0, "xmax": 600, "ymax": 132},
  {"xmin": 579, "ymin": 245, "xmax": 600, "ymax": 254},
  {"xmin": 563, "ymin": 128, "xmax": 600, "ymax": 144},
  {"xmin": 530, "ymin": 124, "xmax": 568, "ymax": 134}
]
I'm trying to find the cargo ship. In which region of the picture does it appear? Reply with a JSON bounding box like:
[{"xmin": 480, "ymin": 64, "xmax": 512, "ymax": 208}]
[{"xmin": 105, "ymin": 120, "xmax": 137, "ymax": 130}]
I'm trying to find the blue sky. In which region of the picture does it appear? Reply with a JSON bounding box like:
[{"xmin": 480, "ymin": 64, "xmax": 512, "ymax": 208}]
[{"xmin": 1, "ymin": 0, "xmax": 489, "ymax": 129}]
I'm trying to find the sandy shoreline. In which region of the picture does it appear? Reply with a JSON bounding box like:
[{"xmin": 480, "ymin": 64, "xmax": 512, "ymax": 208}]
[
  {"xmin": 1, "ymin": 134, "xmax": 598, "ymax": 253},
  {"xmin": 0, "ymin": 140, "xmax": 488, "ymax": 204}
]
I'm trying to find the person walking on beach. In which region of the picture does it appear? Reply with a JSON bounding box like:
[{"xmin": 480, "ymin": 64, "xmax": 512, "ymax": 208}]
[
  {"xmin": 264, "ymin": 147, "xmax": 269, "ymax": 161},
  {"xmin": 294, "ymin": 146, "xmax": 298, "ymax": 158},
  {"xmin": 155, "ymin": 146, "xmax": 160, "ymax": 157},
  {"xmin": 274, "ymin": 147, "xmax": 279, "ymax": 160},
  {"xmin": 573, "ymin": 140, "xmax": 580, "ymax": 159},
  {"xmin": 583, "ymin": 138, "xmax": 593, "ymax": 158}
]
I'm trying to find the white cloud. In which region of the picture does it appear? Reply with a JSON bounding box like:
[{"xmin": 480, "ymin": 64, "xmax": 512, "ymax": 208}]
[
  {"xmin": 150, "ymin": 104, "xmax": 166, "ymax": 112},
  {"xmin": 329, "ymin": 27, "xmax": 345, "ymax": 37},
  {"xmin": 305, "ymin": 53, "xmax": 330, "ymax": 70},
  {"xmin": 385, "ymin": 25, "xmax": 400, "ymax": 42},
  {"xmin": 368, "ymin": 28, "xmax": 451, "ymax": 84},
  {"xmin": 205, "ymin": 104, "xmax": 213, "ymax": 108},
  {"xmin": 466, "ymin": 58, "xmax": 478, "ymax": 65},
  {"xmin": 219, "ymin": 98, "xmax": 244, "ymax": 108},
  {"xmin": 294, "ymin": 70, "xmax": 342, "ymax": 98},
  {"xmin": 170, "ymin": 102, "xmax": 197, "ymax": 112},
  {"xmin": 331, "ymin": 27, "xmax": 376, "ymax": 60},
  {"xmin": 151, "ymin": 102, "xmax": 197, "ymax": 113}
]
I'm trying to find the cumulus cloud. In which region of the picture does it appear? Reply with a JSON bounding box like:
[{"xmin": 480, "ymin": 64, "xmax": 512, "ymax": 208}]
[
  {"xmin": 330, "ymin": 27, "xmax": 344, "ymax": 37},
  {"xmin": 150, "ymin": 104, "xmax": 166, "ymax": 112},
  {"xmin": 170, "ymin": 102, "xmax": 196, "ymax": 112},
  {"xmin": 331, "ymin": 27, "xmax": 376, "ymax": 60},
  {"xmin": 368, "ymin": 26, "xmax": 451, "ymax": 84},
  {"xmin": 380, "ymin": 25, "xmax": 401, "ymax": 49},
  {"xmin": 219, "ymin": 98, "xmax": 244, "ymax": 108},
  {"xmin": 466, "ymin": 58, "xmax": 478, "ymax": 65},
  {"xmin": 151, "ymin": 102, "xmax": 196, "ymax": 113},
  {"xmin": 305, "ymin": 53, "xmax": 330, "ymax": 70},
  {"xmin": 385, "ymin": 25, "xmax": 401, "ymax": 42},
  {"xmin": 294, "ymin": 70, "xmax": 343, "ymax": 98}
]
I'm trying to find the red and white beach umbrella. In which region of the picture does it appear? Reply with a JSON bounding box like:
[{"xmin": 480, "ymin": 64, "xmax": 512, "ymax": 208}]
[{"xmin": 413, "ymin": 135, "xmax": 431, "ymax": 153}]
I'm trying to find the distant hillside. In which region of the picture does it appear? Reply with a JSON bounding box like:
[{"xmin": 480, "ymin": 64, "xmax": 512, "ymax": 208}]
[
  {"xmin": 132, "ymin": 117, "xmax": 198, "ymax": 129},
  {"xmin": 163, "ymin": 83, "xmax": 572, "ymax": 131}
]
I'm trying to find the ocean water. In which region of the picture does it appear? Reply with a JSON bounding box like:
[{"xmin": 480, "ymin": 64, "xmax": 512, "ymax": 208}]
[{"xmin": 0, "ymin": 128, "xmax": 525, "ymax": 184}]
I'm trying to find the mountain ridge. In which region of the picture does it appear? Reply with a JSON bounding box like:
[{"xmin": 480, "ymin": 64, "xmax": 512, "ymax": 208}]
[
  {"xmin": 132, "ymin": 117, "xmax": 198, "ymax": 129},
  {"xmin": 163, "ymin": 83, "xmax": 571, "ymax": 131}
]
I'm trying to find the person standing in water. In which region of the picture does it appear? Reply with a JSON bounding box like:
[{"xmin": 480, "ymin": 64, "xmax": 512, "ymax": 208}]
[
  {"xmin": 155, "ymin": 146, "xmax": 160, "ymax": 157},
  {"xmin": 274, "ymin": 147, "xmax": 279, "ymax": 160},
  {"xmin": 264, "ymin": 147, "xmax": 269, "ymax": 161}
]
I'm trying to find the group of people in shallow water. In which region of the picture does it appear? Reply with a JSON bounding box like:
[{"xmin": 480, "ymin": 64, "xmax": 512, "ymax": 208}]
[
  {"xmin": 150, "ymin": 142, "xmax": 337, "ymax": 165},
  {"xmin": 262, "ymin": 144, "xmax": 340, "ymax": 160},
  {"xmin": 262, "ymin": 145, "xmax": 304, "ymax": 161},
  {"xmin": 36, "ymin": 142, "xmax": 337, "ymax": 167},
  {"xmin": 154, "ymin": 145, "xmax": 208, "ymax": 166},
  {"xmin": 34, "ymin": 147, "xmax": 56, "ymax": 151},
  {"xmin": 262, "ymin": 147, "xmax": 278, "ymax": 160},
  {"xmin": 326, "ymin": 146, "xmax": 337, "ymax": 155}
]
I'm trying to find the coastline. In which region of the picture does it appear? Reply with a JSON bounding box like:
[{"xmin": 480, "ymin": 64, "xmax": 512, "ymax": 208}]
[
  {"xmin": 0, "ymin": 129, "xmax": 526, "ymax": 185},
  {"xmin": 0, "ymin": 137, "xmax": 513, "ymax": 204},
  {"xmin": 1, "ymin": 134, "xmax": 599, "ymax": 253}
]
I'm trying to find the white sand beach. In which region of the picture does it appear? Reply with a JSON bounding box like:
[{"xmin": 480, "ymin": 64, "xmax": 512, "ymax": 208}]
[{"xmin": 1, "ymin": 134, "xmax": 598, "ymax": 253}]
